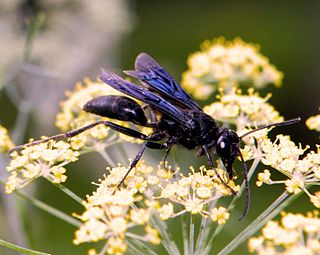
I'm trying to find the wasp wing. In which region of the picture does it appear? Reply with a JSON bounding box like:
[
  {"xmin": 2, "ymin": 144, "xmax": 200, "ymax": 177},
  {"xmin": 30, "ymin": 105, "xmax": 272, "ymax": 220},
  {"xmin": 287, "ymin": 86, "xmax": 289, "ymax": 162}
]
[
  {"xmin": 100, "ymin": 70, "xmax": 190, "ymax": 124},
  {"xmin": 124, "ymin": 53, "xmax": 202, "ymax": 111}
]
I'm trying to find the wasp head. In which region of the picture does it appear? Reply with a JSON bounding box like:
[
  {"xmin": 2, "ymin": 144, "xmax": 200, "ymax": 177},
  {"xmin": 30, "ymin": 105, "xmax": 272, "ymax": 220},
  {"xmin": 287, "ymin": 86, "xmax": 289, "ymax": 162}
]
[{"xmin": 215, "ymin": 127, "xmax": 240, "ymax": 179}]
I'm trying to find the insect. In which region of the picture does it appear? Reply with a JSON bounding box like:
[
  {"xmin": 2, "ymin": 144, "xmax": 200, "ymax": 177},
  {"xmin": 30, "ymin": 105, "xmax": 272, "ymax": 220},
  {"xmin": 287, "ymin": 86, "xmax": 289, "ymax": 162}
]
[{"xmin": 10, "ymin": 53, "xmax": 300, "ymax": 220}]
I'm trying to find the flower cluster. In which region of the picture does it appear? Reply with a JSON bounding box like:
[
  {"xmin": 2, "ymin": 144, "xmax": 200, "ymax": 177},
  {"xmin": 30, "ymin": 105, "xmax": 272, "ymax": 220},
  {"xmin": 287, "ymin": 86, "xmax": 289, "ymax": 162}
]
[
  {"xmin": 5, "ymin": 140, "xmax": 79, "ymax": 193},
  {"xmin": 0, "ymin": 125, "xmax": 14, "ymax": 153},
  {"xmin": 257, "ymin": 135, "xmax": 320, "ymax": 207},
  {"xmin": 74, "ymin": 161, "xmax": 159, "ymax": 254},
  {"xmin": 306, "ymin": 112, "xmax": 320, "ymax": 132},
  {"xmin": 181, "ymin": 37, "xmax": 283, "ymax": 100},
  {"xmin": 156, "ymin": 165, "xmax": 237, "ymax": 222},
  {"xmin": 73, "ymin": 161, "xmax": 237, "ymax": 254},
  {"xmin": 200, "ymin": 82, "xmax": 320, "ymax": 209},
  {"xmin": 203, "ymin": 88, "xmax": 283, "ymax": 134},
  {"xmin": 248, "ymin": 211, "xmax": 320, "ymax": 254}
]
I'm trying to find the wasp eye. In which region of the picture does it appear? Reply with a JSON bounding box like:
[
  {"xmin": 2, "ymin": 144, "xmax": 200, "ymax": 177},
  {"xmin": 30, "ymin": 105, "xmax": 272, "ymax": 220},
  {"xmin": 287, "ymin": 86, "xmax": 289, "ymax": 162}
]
[{"xmin": 216, "ymin": 138, "xmax": 230, "ymax": 157}]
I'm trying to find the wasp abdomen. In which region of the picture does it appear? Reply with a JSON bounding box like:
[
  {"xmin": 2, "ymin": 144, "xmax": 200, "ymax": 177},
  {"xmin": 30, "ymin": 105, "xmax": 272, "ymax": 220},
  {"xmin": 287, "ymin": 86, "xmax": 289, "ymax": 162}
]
[{"xmin": 83, "ymin": 95, "xmax": 148, "ymax": 126}]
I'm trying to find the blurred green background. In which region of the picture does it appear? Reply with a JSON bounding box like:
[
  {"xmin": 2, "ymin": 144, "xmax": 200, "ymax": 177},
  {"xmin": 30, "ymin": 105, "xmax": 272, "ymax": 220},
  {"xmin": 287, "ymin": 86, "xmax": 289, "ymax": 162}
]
[{"xmin": 0, "ymin": 0, "xmax": 319, "ymax": 254}]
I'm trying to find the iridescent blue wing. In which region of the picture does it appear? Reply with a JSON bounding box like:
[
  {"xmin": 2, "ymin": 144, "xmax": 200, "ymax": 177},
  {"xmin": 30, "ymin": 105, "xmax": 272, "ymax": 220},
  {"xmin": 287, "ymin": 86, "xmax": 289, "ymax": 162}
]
[
  {"xmin": 124, "ymin": 53, "xmax": 202, "ymax": 111},
  {"xmin": 100, "ymin": 70, "xmax": 190, "ymax": 124}
]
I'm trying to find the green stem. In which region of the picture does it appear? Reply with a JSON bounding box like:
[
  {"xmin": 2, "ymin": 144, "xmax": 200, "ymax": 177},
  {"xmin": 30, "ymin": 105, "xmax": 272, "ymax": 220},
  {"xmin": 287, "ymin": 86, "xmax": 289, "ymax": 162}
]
[
  {"xmin": 97, "ymin": 147, "xmax": 117, "ymax": 167},
  {"xmin": 0, "ymin": 238, "xmax": 51, "ymax": 255},
  {"xmin": 117, "ymin": 142, "xmax": 130, "ymax": 164},
  {"xmin": 181, "ymin": 214, "xmax": 189, "ymax": 255},
  {"xmin": 15, "ymin": 189, "xmax": 81, "ymax": 227},
  {"xmin": 194, "ymin": 201, "xmax": 217, "ymax": 255},
  {"xmin": 151, "ymin": 215, "xmax": 181, "ymax": 255},
  {"xmin": 24, "ymin": 13, "xmax": 45, "ymax": 62},
  {"xmin": 1, "ymin": 176, "xmax": 80, "ymax": 227},
  {"xmin": 217, "ymin": 191, "xmax": 300, "ymax": 255},
  {"xmin": 126, "ymin": 236, "xmax": 158, "ymax": 255},
  {"xmin": 189, "ymin": 214, "xmax": 194, "ymax": 255},
  {"xmin": 130, "ymin": 203, "xmax": 180, "ymax": 255},
  {"xmin": 48, "ymin": 180, "xmax": 83, "ymax": 204}
]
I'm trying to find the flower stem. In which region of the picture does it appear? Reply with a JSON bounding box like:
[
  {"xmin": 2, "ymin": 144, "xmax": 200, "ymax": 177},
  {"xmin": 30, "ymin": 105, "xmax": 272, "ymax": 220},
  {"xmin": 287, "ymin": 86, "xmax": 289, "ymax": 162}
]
[
  {"xmin": 181, "ymin": 214, "xmax": 189, "ymax": 255},
  {"xmin": 24, "ymin": 13, "xmax": 45, "ymax": 62},
  {"xmin": 97, "ymin": 147, "xmax": 117, "ymax": 167},
  {"xmin": 127, "ymin": 236, "xmax": 158, "ymax": 255},
  {"xmin": 14, "ymin": 189, "xmax": 81, "ymax": 227},
  {"xmin": 47, "ymin": 179, "xmax": 83, "ymax": 204},
  {"xmin": 117, "ymin": 143, "xmax": 130, "ymax": 164},
  {"xmin": 189, "ymin": 214, "xmax": 195, "ymax": 255},
  {"xmin": 194, "ymin": 201, "xmax": 217, "ymax": 255},
  {"xmin": 0, "ymin": 238, "xmax": 51, "ymax": 255},
  {"xmin": 126, "ymin": 240, "xmax": 146, "ymax": 255},
  {"xmin": 217, "ymin": 191, "xmax": 300, "ymax": 255},
  {"xmin": 151, "ymin": 215, "xmax": 181, "ymax": 255}
]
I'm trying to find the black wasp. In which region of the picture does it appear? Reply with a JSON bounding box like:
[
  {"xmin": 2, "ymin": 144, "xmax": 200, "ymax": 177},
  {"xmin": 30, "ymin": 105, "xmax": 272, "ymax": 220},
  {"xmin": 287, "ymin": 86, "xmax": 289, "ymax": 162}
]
[{"xmin": 11, "ymin": 53, "xmax": 300, "ymax": 219}]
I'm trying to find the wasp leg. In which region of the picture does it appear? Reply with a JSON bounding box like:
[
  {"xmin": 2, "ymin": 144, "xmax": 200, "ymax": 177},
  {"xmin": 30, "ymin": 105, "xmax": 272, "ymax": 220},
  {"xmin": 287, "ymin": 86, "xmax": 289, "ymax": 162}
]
[
  {"xmin": 103, "ymin": 121, "xmax": 150, "ymax": 140},
  {"xmin": 162, "ymin": 139, "xmax": 175, "ymax": 162},
  {"xmin": 9, "ymin": 120, "xmax": 107, "ymax": 153},
  {"xmin": 203, "ymin": 146, "xmax": 237, "ymax": 196},
  {"xmin": 116, "ymin": 139, "xmax": 168, "ymax": 189},
  {"xmin": 145, "ymin": 139, "xmax": 174, "ymax": 170},
  {"xmin": 9, "ymin": 120, "xmax": 163, "ymax": 154},
  {"xmin": 117, "ymin": 142, "xmax": 148, "ymax": 189}
]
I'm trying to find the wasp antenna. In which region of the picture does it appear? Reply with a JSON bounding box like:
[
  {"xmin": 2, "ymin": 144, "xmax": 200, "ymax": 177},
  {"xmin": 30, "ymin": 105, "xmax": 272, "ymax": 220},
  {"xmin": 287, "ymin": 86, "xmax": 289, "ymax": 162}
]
[
  {"xmin": 239, "ymin": 117, "xmax": 301, "ymax": 140},
  {"xmin": 238, "ymin": 150, "xmax": 250, "ymax": 221}
]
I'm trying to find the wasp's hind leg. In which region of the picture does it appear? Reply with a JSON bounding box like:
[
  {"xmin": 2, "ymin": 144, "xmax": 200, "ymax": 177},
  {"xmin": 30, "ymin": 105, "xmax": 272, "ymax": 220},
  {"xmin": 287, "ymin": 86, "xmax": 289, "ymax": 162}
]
[
  {"xmin": 10, "ymin": 95, "xmax": 154, "ymax": 153},
  {"xmin": 9, "ymin": 119, "xmax": 149, "ymax": 154},
  {"xmin": 9, "ymin": 120, "xmax": 107, "ymax": 153}
]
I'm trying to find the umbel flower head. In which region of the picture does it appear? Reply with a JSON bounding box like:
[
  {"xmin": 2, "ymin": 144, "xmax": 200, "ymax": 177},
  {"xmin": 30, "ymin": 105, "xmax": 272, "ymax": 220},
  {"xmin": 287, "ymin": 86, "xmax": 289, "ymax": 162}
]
[
  {"xmin": 182, "ymin": 37, "xmax": 283, "ymax": 100},
  {"xmin": 306, "ymin": 112, "xmax": 320, "ymax": 132},
  {"xmin": 256, "ymin": 135, "xmax": 320, "ymax": 207},
  {"xmin": 74, "ymin": 160, "xmax": 237, "ymax": 254},
  {"xmin": 5, "ymin": 140, "xmax": 79, "ymax": 193},
  {"xmin": 203, "ymin": 88, "xmax": 283, "ymax": 135},
  {"xmin": 248, "ymin": 211, "xmax": 320, "ymax": 254},
  {"xmin": 0, "ymin": 125, "xmax": 14, "ymax": 153}
]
